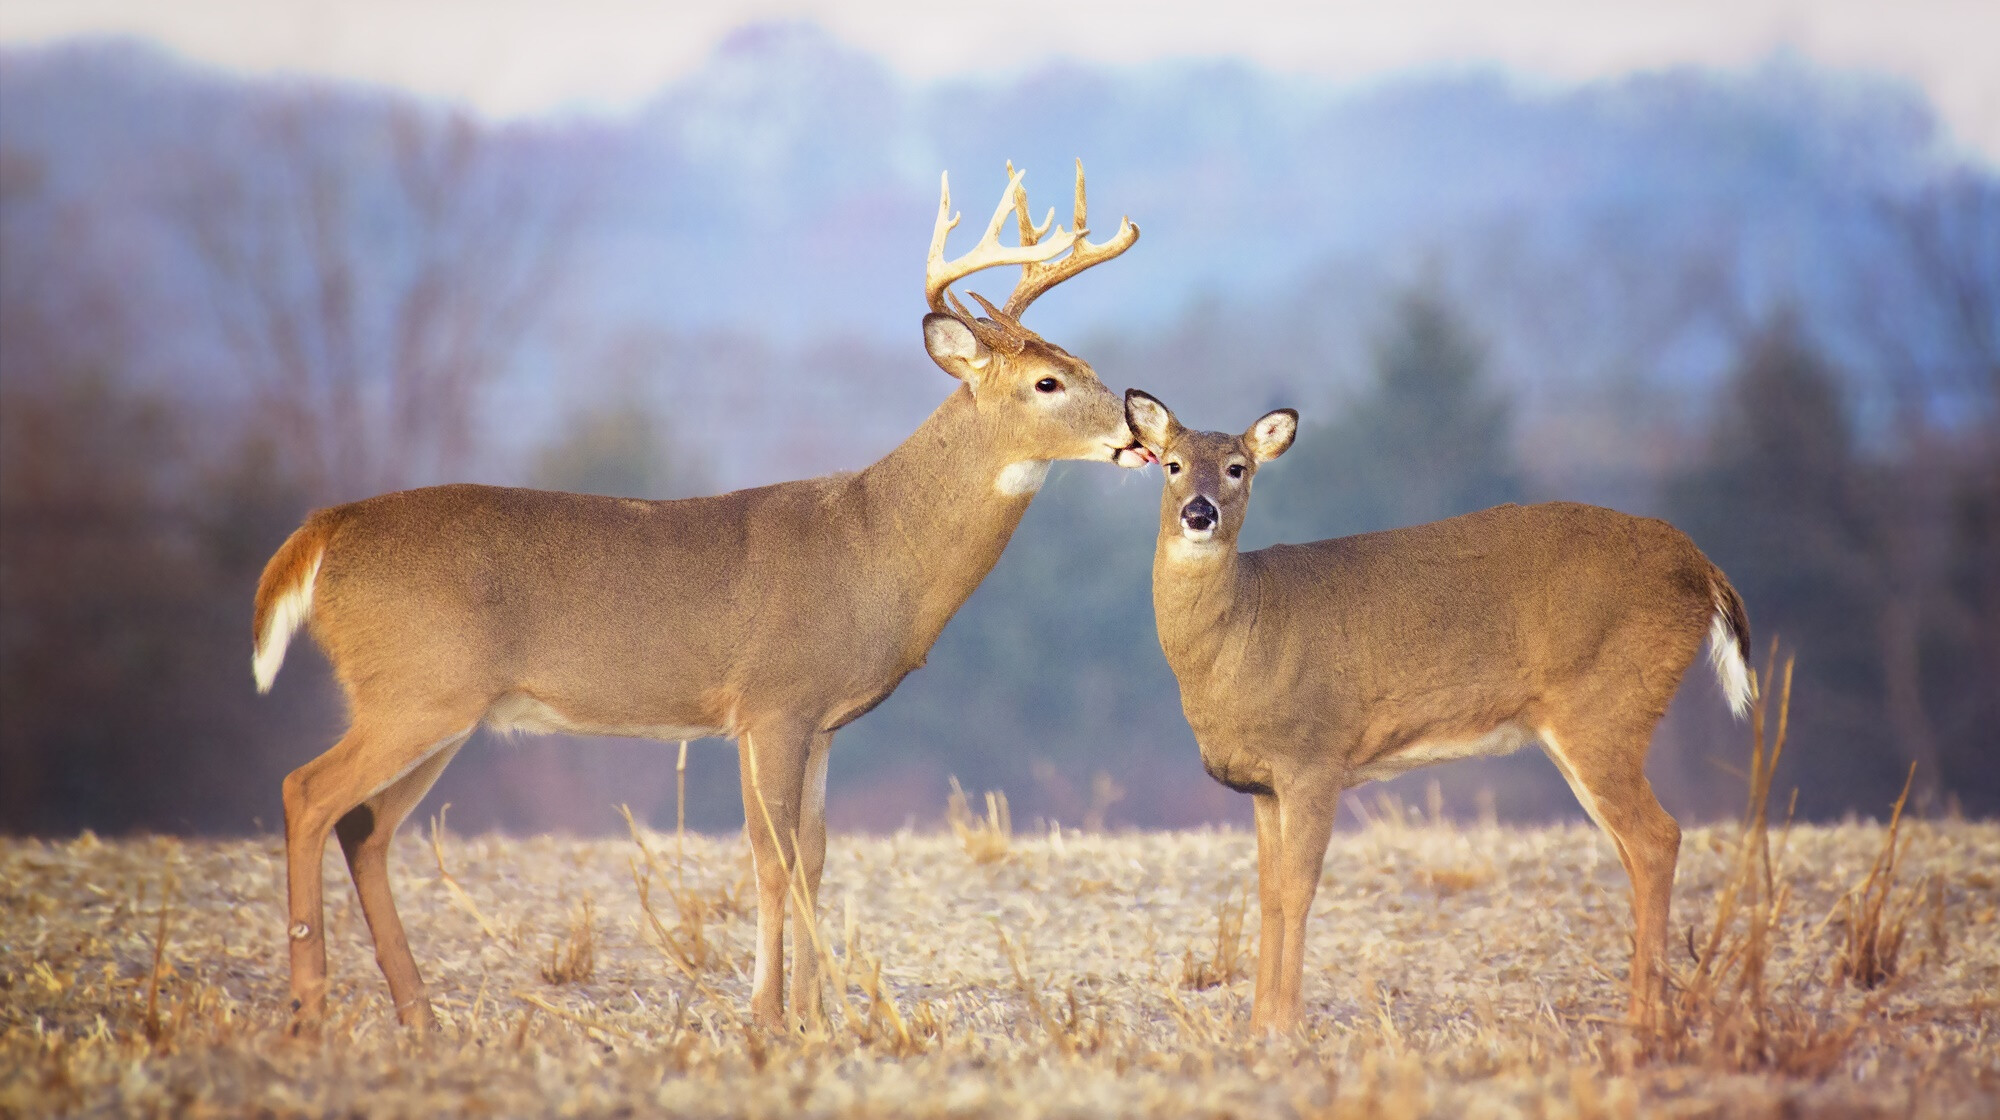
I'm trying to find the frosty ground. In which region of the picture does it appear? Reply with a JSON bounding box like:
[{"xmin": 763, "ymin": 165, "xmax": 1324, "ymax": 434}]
[{"xmin": 2, "ymin": 808, "xmax": 1995, "ymax": 1118}]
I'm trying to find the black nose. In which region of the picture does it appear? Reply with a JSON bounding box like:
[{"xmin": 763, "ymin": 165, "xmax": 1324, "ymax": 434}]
[{"xmin": 1181, "ymin": 496, "xmax": 1217, "ymax": 531}]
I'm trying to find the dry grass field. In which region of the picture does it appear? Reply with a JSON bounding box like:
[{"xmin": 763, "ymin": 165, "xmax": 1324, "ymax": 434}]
[{"xmin": 3, "ymin": 782, "xmax": 1995, "ymax": 1118}]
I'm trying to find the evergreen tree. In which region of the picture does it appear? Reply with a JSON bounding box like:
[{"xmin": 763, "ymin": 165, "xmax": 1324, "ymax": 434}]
[
  {"xmin": 1665, "ymin": 314, "xmax": 1904, "ymax": 815},
  {"xmin": 533, "ymin": 392, "xmax": 699, "ymax": 499},
  {"xmin": 1252, "ymin": 282, "xmax": 1520, "ymax": 545}
]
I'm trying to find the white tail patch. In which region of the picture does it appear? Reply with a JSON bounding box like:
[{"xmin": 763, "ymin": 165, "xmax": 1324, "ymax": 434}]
[
  {"xmin": 1707, "ymin": 602, "xmax": 1754, "ymax": 720},
  {"xmin": 252, "ymin": 551, "xmax": 322, "ymax": 693}
]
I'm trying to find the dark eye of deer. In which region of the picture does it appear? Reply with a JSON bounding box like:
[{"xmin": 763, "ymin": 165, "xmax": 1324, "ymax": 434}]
[
  {"xmin": 1166, "ymin": 461, "xmax": 1181, "ymax": 475},
  {"xmin": 1035, "ymin": 377, "xmax": 1061, "ymax": 394},
  {"xmin": 1227, "ymin": 463, "xmax": 1245, "ymax": 479}
]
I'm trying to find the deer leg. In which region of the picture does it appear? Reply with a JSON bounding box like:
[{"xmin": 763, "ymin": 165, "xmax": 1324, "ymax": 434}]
[
  {"xmin": 1271, "ymin": 786, "xmax": 1338, "ymax": 1032},
  {"xmin": 282, "ymin": 713, "xmax": 475, "ymax": 1038},
  {"xmin": 1540, "ymin": 726, "xmax": 1681, "ymax": 1026},
  {"xmin": 334, "ymin": 731, "xmax": 469, "ymax": 1032},
  {"xmin": 787, "ymin": 731, "xmax": 834, "ymax": 1029},
  {"xmin": 738, "ymin": 724, "xmax": 811, "ymax": 1032},
  {"xmin": 1250, "ymin": 792, "xmax": 1284, "ymax": 1031}
]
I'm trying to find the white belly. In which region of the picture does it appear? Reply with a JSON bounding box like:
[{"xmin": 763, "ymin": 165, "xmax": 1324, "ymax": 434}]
[
  {"xmin": 483, "ymin": 692, "xmax": 722, "ymax": 742},
  {"xmin": 1350, "ymin": 722, "xmax": 1533, "ymax": 783}
]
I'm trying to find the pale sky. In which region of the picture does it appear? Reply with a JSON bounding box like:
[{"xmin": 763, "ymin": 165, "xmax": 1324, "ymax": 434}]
[{"xmin": 4, "ymin": 1, "xmax": 1996, "ymax": 160}]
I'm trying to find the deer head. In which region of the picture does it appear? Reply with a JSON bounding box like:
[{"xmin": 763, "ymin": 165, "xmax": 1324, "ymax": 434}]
[
  {"xmin": 923, "ymin": 162, "xmax": 1153, "ymax": 474},
  {"xmin": 1125, "ymin": 389, "xmax": 1297, "ymax": 549}
]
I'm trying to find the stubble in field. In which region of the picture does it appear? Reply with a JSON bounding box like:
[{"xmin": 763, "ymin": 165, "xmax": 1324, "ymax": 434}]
[{"xmin": 3, "ymin": 796, "xmax": 1995, "ymax": 1117}]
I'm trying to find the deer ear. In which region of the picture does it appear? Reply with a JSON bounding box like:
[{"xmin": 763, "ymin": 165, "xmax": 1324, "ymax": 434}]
[
  {"xmin": 923, "ymin": 314, "xmax": 990, "ymax": 381},
  {"xmin": 1124, "ymin": 389, "xmax": 1180, "ymax": 452},
  {"xmin": 1244, "ymin": 408, "xmax": 1297, "ymax": 462}
]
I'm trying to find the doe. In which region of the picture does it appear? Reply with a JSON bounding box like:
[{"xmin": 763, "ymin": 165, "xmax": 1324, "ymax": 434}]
[{"xmin": 1124, "ymin": 390, "xmax": 1753, "ymax": 1032}]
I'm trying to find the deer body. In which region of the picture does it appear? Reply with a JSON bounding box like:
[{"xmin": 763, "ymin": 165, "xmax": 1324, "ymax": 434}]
[
  {"xmin": 271, "ymin": 395, "xmax": 1050, "ymax": 746},
  {"xmin": 1127, "ymin": 392, "xmax": 1752, "ymax": 1032},
  {"xmin": 257, "ymin": 165, "xmax": 1148, "ymax": 1036},
  {"xmin": 1162, "ymin": 504, "xmax": 1731, "ymax": 793}
]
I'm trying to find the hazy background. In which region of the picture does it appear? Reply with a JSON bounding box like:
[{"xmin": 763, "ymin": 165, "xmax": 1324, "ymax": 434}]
[{"xmin": 2, "ymin": 5, "xmax": 1995, "ymax": 836}]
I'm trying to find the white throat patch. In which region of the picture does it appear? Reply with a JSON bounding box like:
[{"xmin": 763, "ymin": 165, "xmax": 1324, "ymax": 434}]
[
  {"xmin": 995, "ymin": 460, "xmax": 1051, "ymax": 497},
  {"xmin": 1163, "ymin": 534, "xmax": 1225, "ymax": 563}
]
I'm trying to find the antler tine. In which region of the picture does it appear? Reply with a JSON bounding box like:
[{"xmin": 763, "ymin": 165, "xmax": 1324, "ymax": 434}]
[
  {"xmin": 1001, "ymin": 159, "xmax": 1140, "ymax": 318},
  {"xmin": 965, "ymin": 290, "xmax": 1033, "ymax": 342},
  {"xmin": 928, "ymin": 171, "xmax": 962, "ymax": 276},
  {"xmin": 1071, "ymin": 156, "xmax": 1087, "ymax": 231},
  {"xmin": 1008, "ymin": 161, "xmax": 1056, "ymax": 247},
  {"xmin": 946, "ymin": 290, "xmax": 1030, "ymax": 353},
  {"xmin": 925, "ymin": 165, "xmax": 1079, "ymax": 315}
]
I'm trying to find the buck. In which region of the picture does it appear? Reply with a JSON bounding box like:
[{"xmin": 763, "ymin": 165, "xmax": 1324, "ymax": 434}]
[
  {"xmin": 252, "ymin": 163, "xmax": 1150, "ymax": 1036},
  {"xmin": 1123, "ymin": 390, "xmax": 1754, "ymax": 1033}
]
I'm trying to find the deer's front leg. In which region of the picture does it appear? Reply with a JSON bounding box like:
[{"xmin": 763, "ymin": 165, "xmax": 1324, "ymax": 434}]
[
  {"xmin": 1250, "ymin": 791, "xmax": 1284, "ymax": 1031},
  {"xmin": 787, "ymin": 731, "xmax": 834, "ymax": 1029},
  {"xmin": 1271, "ymin": 785, "xmax": 1338, "ymax": 1032},
  {"xmin": 739, "ymin": 724, "xmax": 811, "ymax": 1032}
]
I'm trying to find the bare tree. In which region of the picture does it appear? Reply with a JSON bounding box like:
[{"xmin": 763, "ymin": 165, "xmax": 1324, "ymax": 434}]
[
  {"xmin": 174, "ymin": 93, "xmax": 579, "ymax": 500},
  {"xmin": 1857, "ymin": 172, "xmax": 2000, "ymax": 809},
  {"xmin": 1, "ymin": 146, "xmax": 211, "ymax": 831},
  {"xmin": 1865, "ymin": 171, "xmax": 2000, "ymax": 431}
]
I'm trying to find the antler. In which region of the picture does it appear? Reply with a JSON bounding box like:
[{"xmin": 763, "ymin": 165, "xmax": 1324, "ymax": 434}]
[
  {"xmin": 925, "ymin": 165, "xmax": 1079, "ymax": 316},
  {"xmin": 1001, "ymin": 159, "xmax": 1139, "ymax": 318}
]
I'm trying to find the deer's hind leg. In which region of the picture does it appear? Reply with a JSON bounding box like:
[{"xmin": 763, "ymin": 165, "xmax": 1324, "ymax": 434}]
[
  {"xmin": 1539, "ymin": 720, "xmax": 1681, "ymax": 1026},
  {"xmin": 282, "ymin": 709, "xmax": 478, "ymax": 1038},
  {"xmin": 334, "ymin": 730, "xmax": 471, "ymax": 1031}
]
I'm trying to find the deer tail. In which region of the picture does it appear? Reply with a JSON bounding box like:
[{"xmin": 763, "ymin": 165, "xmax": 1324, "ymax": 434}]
[
  {"xmin": 251, "ymin": 513, "xmax": 333, "ymax": 693},
  {"xmin": 1706, "ymin": 566, "xmax": 1755, "ymax": 719}
]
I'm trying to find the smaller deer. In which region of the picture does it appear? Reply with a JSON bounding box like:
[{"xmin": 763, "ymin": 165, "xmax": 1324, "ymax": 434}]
[{"xmin": 1123, "ymin": 390, "xmax": 1754, "ymax": 1033}]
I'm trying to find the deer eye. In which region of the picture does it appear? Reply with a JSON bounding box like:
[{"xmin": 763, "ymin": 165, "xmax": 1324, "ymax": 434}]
[
  {"xmin": 1227, "ymin": 463, "xmax": 1245, "ymax": 479},
  {"xmin": 1166, "ymin": 461, "xmax": 1182, "ymax": 475},
  {"xmin": 1035, "ymin": 377, "xmax": 1061, "ymax": 394}
]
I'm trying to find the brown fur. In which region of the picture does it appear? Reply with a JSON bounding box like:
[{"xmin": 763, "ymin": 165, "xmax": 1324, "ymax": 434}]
[
  {"xmin": 1126, "ymin": 391, "xmax": 1752, "ymax": 1033},
  {"xmin": 260, "ymin": 307, "xmax": 1150, "ymax": 1037}
]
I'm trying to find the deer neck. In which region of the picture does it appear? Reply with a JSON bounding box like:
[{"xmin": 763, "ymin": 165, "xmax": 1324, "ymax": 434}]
[
  {"xmin": 853, "ymin": 385, "xmax": 1041, "ymax": 634},
  {"xmin": 1151, "ymin": 528, "xmax": 1246, "ymax": 671}
]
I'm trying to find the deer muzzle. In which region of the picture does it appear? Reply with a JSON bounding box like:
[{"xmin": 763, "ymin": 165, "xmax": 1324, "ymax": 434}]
[{"xmin": 1181, "ymin": 495, "xmax": 1218, "ymax": 534}]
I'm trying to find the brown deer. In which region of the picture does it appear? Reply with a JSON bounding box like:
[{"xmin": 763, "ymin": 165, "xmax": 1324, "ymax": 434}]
[
  {"xmin": 252, "ymin": 163, "xmax": 1150, "ymax": 1036},
  {"xmin": 1123, "ymin": 390, "xmax": 1753, "ymax": 1033}
]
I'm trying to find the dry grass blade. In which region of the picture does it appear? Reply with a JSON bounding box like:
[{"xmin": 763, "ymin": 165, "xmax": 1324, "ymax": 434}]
[
  {"xmin": 539, "ymin": 898, "xmax": 597, "ymax": 985},
  {"xmin": 619, "ymin": 804, "xmax": 720, "ymax": 977},
  {"xmin": 1083, "ymin": 771, "xmax": 1125, "ymax": 834},
  {"xmin": 1832, "ymin": 762, "xmax": 1927, "ymax": 988},
  {"xmin": 851, "ymin": 951, "xmax": 928, "ymax": 1056},
  {"xmin": 514, "ymin": 991, "xmax": 634, "ymax": 1043},
  {"xmin": 140, "ymin": 878, "xmax": 175, "ymax": 1044},
  {"xmin": 428, "ymin": 804, "xmax": 510, "ymax": 945},
  {"xmin": 1416, "ymin": 866, "xmax": 1495, "ymax": 897},
  {"xmin": 1650, "ymin": 649, "xmax": 1888, "ymax": 1074},
  {"xmin": 997, "ymin": 929, "xmax": 1073, "ymax": 1057},
  {"xmin": 947, "ymin": 777, "xmax": 1011, "ymax": 864},
  {"xmin": 675, "ymin": 739, "xmax": 689, "ymax": 868},
  {"xmin": 1180, "ymin": 889, "xmax": 1249, "ymax": 991}
]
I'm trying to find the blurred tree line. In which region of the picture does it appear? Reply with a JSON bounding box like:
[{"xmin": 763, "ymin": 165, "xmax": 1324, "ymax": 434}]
[
  {"xmin": 842, "ymin": 193, "xmax": 2000, "ymax": 826},
  {"xmin": 5, "ymin": 102, "xmax": 1996, "ymax": 834}
]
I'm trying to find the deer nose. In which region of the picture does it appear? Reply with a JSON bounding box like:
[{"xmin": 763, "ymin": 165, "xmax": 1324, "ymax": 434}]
[{"xmin": 1181, "ymin": 496, "xmax": 1218, "ymax": 532}]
